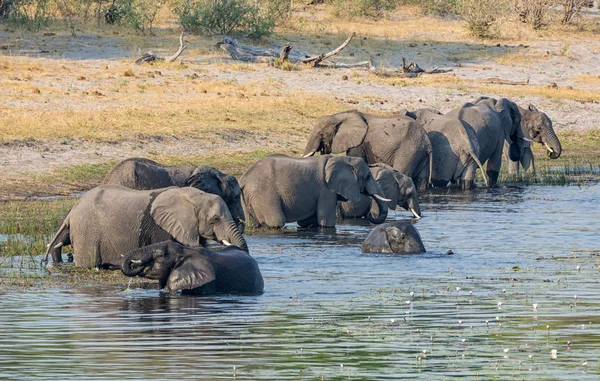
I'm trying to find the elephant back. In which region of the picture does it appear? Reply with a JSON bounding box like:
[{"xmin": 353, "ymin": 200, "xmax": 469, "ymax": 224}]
[{"xmin": 102, "ymin": 158, "xmax": 174, "ymax": 190}]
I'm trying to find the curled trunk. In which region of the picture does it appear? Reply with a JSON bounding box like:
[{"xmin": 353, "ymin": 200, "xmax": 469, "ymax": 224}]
[
  {"xmin": 545, "ymin": 130, "xmax": 562, "ymax": 159},
  {"xmin": 217, "ymin": 221, "xmax": 249, "ymax": 253},
  {"xmin": 367, "ymin": 196, "xmax": 388, "ymax": 224},
  {"xmin": 121, "ymin": 247, "xmax": 153, "ymax": 276}
]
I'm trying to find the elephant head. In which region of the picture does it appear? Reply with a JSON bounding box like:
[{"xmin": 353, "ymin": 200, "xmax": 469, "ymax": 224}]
[
  {"xmin": 361, "ymin": 221, "xmax": 426, "ymax": 254},
  {"xmin": 326, "ymin": 156, "xmax": 390, "ymax": 224},
  {"xmin": 520, "ymin": 104, "xmax": 562, "ymax": 159},
  {"xmin": 475, "ymin": 97, "xmax": 523, "ymax": 161},
  {"xmin": 150, "ymin": 187, "xmax": 248, "ymax": 252},
  {"xmin": 185, "ymin": 166, "xmax": 246, "ymax": 232},
  {"xmin": 303, "ymin": 111, "xmax": 368, "ymax": 157},
  {"xmin": 121, "ymin": 242, "xmax": 263, "ymax": 294},
  {"xmin": 370, "ymin": 164, "xmax": 421, "ymax": 219}
]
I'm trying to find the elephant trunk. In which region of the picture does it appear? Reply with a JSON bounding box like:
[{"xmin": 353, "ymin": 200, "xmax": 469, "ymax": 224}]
[
  {"xmin": 216, "ymin": 220, "xmax": 248, "ymax": 253},
  {"xmin": 121, "ymin": 247, "xmax": 153, "ymax": 277},
  {"xmin": 367, "ymin": 196, "xmax": 388, "ymax": 224},
  {"xmin": 544, "ymin": 129, "xmax": 562, "ymax": 159}
]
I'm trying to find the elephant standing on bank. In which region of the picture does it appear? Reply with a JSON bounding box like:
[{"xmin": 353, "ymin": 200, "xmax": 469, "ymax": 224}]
[
  {"xmin": 44, "ymin": 186, "xmax": 247, "ymax": 269},
  {"xmin": 302, "ymin": 110, "xmax": 433, "ymax": 190},
  {"xmin": 338, "ymin": 163, "xmax": 421, "ymax": 220},
  {"xmin": 102, "ymin": 158, "xmax": 245, "ymax": 230},
  {"xmin": 505, "ymin": 104, "xmax": 562, "ymax": 174},
  {"xmin": 240, "ymin": 155, "xmax": 390, "ymax": 228},
  {"xmin": 447, "ymin": 97, "xmax": 523, "ymax": 187},
  {"xmin": 121, "ymin": 241, "xmax": 263, "ymax": 295},
  {"xmin": 406, "ymin": 108, "xmax": 489, "ymax": 189}
]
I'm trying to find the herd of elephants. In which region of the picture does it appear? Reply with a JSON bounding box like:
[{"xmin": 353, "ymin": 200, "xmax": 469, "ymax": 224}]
[{"xmin": 42, "ymin": 96, "xmax": 563, "ymax": 296}]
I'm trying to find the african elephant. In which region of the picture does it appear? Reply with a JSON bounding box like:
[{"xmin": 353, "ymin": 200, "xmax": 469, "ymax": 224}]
[
  {"xmin": 102, "ymin": 158, "xmax": 245, "ymax": 231},
  {"xmin": 338, "ymin": 163, "xmax": 421, "ymax": 220},
  {"xmin": 505, "ymin": 104, "xmax": 562, "ymax": 174},
  {"xmin": 302, "ymin": 110, "xmax": 433, "ymax": 190},
  {"xmin": 447, "ymin": 97, "xmax": 523, "ymax": 187},
  {"xmin": 361, "ymin": 221, "xmax": 426, "ymax": 254},
  {"xmin": 240, "ymin": 154, "xmax": 390, "ymax": 228},
  {"xmin": 406, "ymin": 108, "xmax": 489, "ymax": 189},
  {"xmin": 44, "ymin": 185, "xmax": 247, "ymax": 269},
  {"xmin": 121, "ymin": 241, "xmax": 263, "ymax": 295}
]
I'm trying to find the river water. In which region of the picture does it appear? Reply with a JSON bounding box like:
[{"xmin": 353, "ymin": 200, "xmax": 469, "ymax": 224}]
[{"xmin": 0, "ymin": 184, "xmax": 599, "ymax": 380}]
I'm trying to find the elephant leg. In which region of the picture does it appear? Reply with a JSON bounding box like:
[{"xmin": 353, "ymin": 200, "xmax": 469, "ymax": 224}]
[
  {"xmin": 298, "ymin": 214, "xmax": 319, "ymax": 228},
  {"xmin": 521, "ymin": 147, "xmax": 535, "ymax": 174},
  {"xmin": 248, "ymin": 196, "xmax": 285, "ymax": 229},
  {"xmin": 432, "ymin": 179, "xmax": 449, "ymax": 188},
  {"xmin": 486, "ymin": 147, "xmax": 503, "ymax": 187},
  {"xmin": 316, "ymin": 190, "xmax": 338, "ymax": 228}
]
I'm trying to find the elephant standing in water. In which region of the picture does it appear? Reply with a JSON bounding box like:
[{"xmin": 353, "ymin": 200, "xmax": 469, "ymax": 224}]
[
  {"xmin": 406, "ymin": 108, "xmax": 489, "ymax": 189},
  {"xmin": 447, "ymin": 97, "xmax": 523, "ymax": 187},
  {"xmin": 361, "ymin": 221, "xmax": 426, "ymax": 254},
  {"xmin": 240, "ymin": 155, "xmax": 390, "ymax": 228},
  {"xmin": 303, "ymin": 110, "xmax": 433, "ymax": 190},
  {"xmin": 338, "ymin": 163, "xmax": 421, "ymax": 220},
  {"xmin": 44, "ymin": 186, "xmax": 247, "ymax": 269},
  {"xmin": 505, "ymin": 104, "xmax": 562, "ymax": 174},
  {"xmin": 121, "ymin": 241, "xmax": 263, "ymax": 295},
  {"xmin": 102, "ymin": 158, "xmax": 245, "ymax": 230}
]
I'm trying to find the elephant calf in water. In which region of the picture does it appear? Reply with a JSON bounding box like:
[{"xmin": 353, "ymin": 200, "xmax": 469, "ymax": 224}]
[
  {"xmin": 121, "ymin": 241, "xmax": 264, "ymax": 295},
  {"xmin": 102, "ymin": 158, "xmax": 245, "ymax": 231},
  {"xmin": 361, "ymin": 221, "xmax": 426, "ymax": 254},
  {"xmin": 338, "ymin": 163, "xmax": 421, "ymax": 220}
]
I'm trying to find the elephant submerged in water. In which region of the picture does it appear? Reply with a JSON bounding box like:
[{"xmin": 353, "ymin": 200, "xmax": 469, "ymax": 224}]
[
  {"xmin": 121, "ymin": 241, "xmax": 263, "ymax": 295},
  {"xmin": 361, "ymin": 221, "xmax": 426, "ymax": 254},
  {"xmin": 44, "ymin": 186, "xmax": 247, "ymax": 269},
  {"xmin": 102, "ymin": 158, "xmax": 245, "ymax": 230},
  {"xmin": 240, "ymin": 154, "xmax": 390, "ymax": 228},
  {"xmin": 338, "ymin": 163, "xmax": 421, "ymax": 220},
  {"xmin": 303, "ymin": 110, "xmax": 433, "ymax": 190},
  {"xmin": 506, "ymin": 104, "xmax": 562, "ymax": 174}
]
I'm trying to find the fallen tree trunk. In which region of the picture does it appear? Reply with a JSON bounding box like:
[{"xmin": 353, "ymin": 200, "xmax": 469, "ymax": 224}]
[{"xmin": 135, "ymin": 32, "xmax": 188, "ymax": 65}]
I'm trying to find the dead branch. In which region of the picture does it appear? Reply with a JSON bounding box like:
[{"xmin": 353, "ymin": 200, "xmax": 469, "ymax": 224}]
[
  {"xmin": 280, "ymin": 44, "xmax": 293, "ymax": 61},
  {"xmin": 300, "ymin": 33, "xmax": 356, "ymax": 66},
  {"xmin": 485, "ymin": 77, "xmax": 530, "ymax": 86},
  {"xmin": 136, "ymin": 32, "xmax": 188, "ymax": 65},
  {"xmin": 367, "ymin": 58, "xmax": 452, "ymax": 78}
]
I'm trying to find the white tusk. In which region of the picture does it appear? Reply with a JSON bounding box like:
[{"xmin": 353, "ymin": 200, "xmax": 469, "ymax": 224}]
[
  {"xmin": 522, "ymin": 137, "xmax": 533, "ymax": 142},
  {"xmin": 222, "ymin": 240, "xmax": 232, "ymax": 246},
  {"xmin": 303, "ymin": 151, "xmax": 316, "ymax": 158},
  {"xmin": 54, "ymin": 243, "xmax": 63, "ymax": 249},
  {"xmin": 410, "ymin": 208, "xmax": 421, "ymax": 219},
  {"xmin": 544, "ymin": 143, "xmax": 554, "ymax": 153},
  {"xmin": 373, "ymin": 194, "xmax": 391, "ymax": 202},
  {"xmin": 131, "ymin": 259, "xmax": 142, "ymax": 264}
]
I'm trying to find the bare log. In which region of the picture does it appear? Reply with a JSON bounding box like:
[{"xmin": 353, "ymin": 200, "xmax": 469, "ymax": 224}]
[
  {"xmin": 300, "ymin": 33, "xmax": 356, "ymax": 66},
  {"xmin": 280, "ymin": 44, "xmax": 293, "ymax": 61},
  {"xmin": 485, "ymin": 77, "xmax": 530, "ymax": 85},
  {"xmin": 135, "ymin": 32, "xmax": 188, "ymax": 65}
]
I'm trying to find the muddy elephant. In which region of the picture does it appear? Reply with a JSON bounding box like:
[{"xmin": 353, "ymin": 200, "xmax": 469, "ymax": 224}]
[
  {"xmin": 121, "ymin": 241, "xmax": 263, "ymax": 295},
  {"xmin": 361, "ymin": 221, "xmax": 426, "ymax": 254},
  {"xmin": 406, "ymin": 108, "xmax": 489, "ymax": 189},
  {"xmin": 505, "ymin": 104, "xmax": 562, "ymax": 174},
  {"xmin": 102, "ymin": 158, "xmax": 245, "ymax": 231},
  {"xmin": 44, "ymin": 185, "xmax": 247, "ymax": 269},
  {"xmin": 302, "ymin": 110, "xmax": 433, "ymax": 190},
  {"xmin": 240, "ymin": 154, "xmax": 390, "ymax": 228},
  {"xmin": 338, "ymin": 163, "xmax": 421, "ymax": 220},
  {"xmin": 447, "ymin": 97, "xmax": 523, "ymax": 187}
]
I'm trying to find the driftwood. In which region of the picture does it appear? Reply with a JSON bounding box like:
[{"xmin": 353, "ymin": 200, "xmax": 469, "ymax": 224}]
[
  {"xmin": 368, "ymin": 57, "xmax": 452, "ymax": 78},
  {"xmin": 217, "ymin": 33, "xmax": 357, "ymax": 67},
  {"xmin": 135, "ymin": 32, "xmax": 188, "ymax": 65},
  {"xmin": 485, "ymin": 78, "xmax": 530, "ymax": 86}
]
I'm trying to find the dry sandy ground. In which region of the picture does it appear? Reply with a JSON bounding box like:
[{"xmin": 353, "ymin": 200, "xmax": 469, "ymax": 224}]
[{"xmin": 1, "ymin": 12, "xmax": 600, "ymax": 189}]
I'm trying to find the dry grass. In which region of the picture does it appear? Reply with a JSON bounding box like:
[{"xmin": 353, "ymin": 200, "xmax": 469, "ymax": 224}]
[{"xmin": 574, "ymin": 75, "xmax": 600, "ymax": 85}]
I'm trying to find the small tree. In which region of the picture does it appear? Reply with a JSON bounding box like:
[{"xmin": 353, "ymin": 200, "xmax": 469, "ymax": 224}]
[
  {"xmin": 455, "ymin": 0, "xmax": 509, "ymax": 38},
  {"xmin": 561, "ymin": 0, "xmax": 587, "ymax": 24},
  {"xmin": 514, "ymin": 0, "xmax": 554, "ymax": 29}
]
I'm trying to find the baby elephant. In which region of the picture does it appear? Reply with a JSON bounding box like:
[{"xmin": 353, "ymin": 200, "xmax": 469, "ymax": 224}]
[
  {"xmin": 361, "ymin": 221, "xmax": 425, "ymax": 254},
  {"xmin": 121, "ymin": 241, "xmax": 264, "ymax": 295}
]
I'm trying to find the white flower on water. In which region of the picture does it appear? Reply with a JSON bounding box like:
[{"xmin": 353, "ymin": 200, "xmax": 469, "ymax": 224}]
[
  {"xmin": 503, "ymin": 348, "xmax": 509, "ymax": 353},
  {"xmin": 532, "ymin": 303, "xmax": 538, "ymax": 311},
  {"xmin": 409, "ymin": 291, "xmax": 414, "ymax": 297},
  {"xmin": 551, "ymin": 349, "xmax": 558, "ymax": 359}
]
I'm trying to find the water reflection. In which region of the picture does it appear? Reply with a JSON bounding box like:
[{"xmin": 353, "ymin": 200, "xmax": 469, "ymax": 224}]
[{"xmin": 0, "ymin": 184, "xmax": 599, "ymax": 379}]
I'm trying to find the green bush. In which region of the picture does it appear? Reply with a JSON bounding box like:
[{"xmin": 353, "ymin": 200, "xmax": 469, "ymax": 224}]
[
  {"xmin": 331, "ymin": 0, "xmax": 398, "ymax": 19},
  {"xmin": 455, "ymin": 0, "xmax": 508, "ymax": 38},
  {"xmin": 174, "ymin": 0, "xmax": 285, "ymax": 38}
]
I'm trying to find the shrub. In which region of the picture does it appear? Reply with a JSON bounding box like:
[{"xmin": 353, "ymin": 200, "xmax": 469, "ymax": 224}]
[
  {"xmin": 455, "ymin": 0, "xmax": 508, "ymax": 38},
  {"xmin": 561, "ymin": 0, "xmax": 587, "ymax": 24},
  {"xmin": 331, "ymin": 0, "xmax": 398, "ymax": 19},
  {"xmin": 513, "ymin": 0, "xmax": 554, "ymax": 29},
  {"xmin": 174, "ymin": 0, "xmax": 283, "ymax": 38}
]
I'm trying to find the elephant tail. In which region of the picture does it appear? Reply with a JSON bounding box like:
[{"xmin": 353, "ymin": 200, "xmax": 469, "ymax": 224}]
[
  {"xmin": 42, "ymin": 216, "xmax": 70, "ymax": 265},
  {"xmin": 470, "ymin": 152, "xmax": 489, "ymax": 188},
  {"xmin": 428, "ymin": 148, "xmax": 433, "ymax": 187},
  {"xmin": 240, "ymin": 187, "xmax": 257, "ymax": 228}
]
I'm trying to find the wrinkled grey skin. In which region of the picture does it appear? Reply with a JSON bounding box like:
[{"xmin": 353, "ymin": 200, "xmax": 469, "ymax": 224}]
[
  {"xmin": 405, "ymin": 108, "xmax": 489, "ymax": 190},
  {"xmin": 447, "ymin": 97, "xmax": 523, "ymax": 187},
  {"xmin": 505, "ymin": 104, "xmax": 562, "ymax": 174},
  {"xmin": 121, "ymin": 241, "xmax": 263, "ymax": 295},
  {"xmin": 240, "ymin": 154, "xmax": 389, "ymax": 228},
  {"xmin": 361, "ymin": 221, "xmax": 426, "ymax": 254},
  {"xmin": 44, "ymin": 185, "xmax": 247, "ymax": 269},
  {"xmin": 303, "ymin": 110, "xmax": 433, "ymax": 190},
  {"xmin": 338, "ymin": 163, "xmax": 421, "ymax": 220},
  {"xmin": 102, "ymin": 158, "xmax": 245, "ymax": 231}
]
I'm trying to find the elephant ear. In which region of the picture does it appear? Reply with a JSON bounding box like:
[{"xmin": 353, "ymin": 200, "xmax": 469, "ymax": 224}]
[
  {"xmin": 528, "ymin": 104, "xmax": 538, "ymax": 112},
  {"xmin": 166, "ymin": 254, "xmax": 216, "ymax": 292},
  {"xmin": 374, "ymin": 169, "xmax": 399, "ymax": 210},
  {"xmin": 331, "ymin": 112, "xmax": 369, "ymax": 154},
  {"xmin": 494, "ymin": 98, "xmax": 522, "ymax": 143},
  {"xmin": 325, "ymin": 157, "xmax": 361, "ymax": 202},
  {"xmin": 186, "ymin": 166, "xmax": 222, "ymax": 195},
  {"xmin": 150, "ymin": 188, "xmax": 202, "ymax": 246}
]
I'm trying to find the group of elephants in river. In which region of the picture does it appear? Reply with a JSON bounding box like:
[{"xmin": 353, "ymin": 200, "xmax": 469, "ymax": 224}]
[{"xmin": 43, "ymin": 96, "xmax": 562, "ymax": 296}]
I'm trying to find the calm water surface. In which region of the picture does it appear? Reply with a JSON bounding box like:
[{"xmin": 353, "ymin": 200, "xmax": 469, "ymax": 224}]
[{"xmin": 1, "ymin": 184, "xmax": 599, "ymax": 380}]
